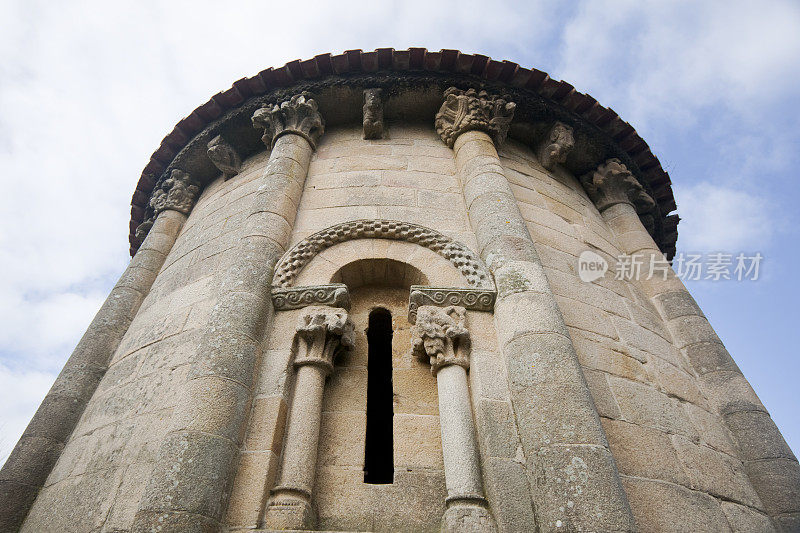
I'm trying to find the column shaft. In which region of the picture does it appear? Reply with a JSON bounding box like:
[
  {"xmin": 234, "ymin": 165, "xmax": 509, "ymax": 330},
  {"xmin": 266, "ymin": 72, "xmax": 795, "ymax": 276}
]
[
  {"xmin": 275, "ymin": 365, "xmax": 326, "ymax": 494},
  {"xmin": 603, "ymin": 200, "xmax": 800, "ymax": 532},
  {"xmin": 436, "ymin": 364, "xmax": 483, "ymax": 499},
  {"xmin": 453, "ymin": 130, "xmax": 636, "ymax": 532},
  {"xmin": 0, "ymin": 208, "xmax": 186, "ymax": 533},
  {"xmin": 131, "ymin": 133, "xmax": 315, "ymax": 532}
]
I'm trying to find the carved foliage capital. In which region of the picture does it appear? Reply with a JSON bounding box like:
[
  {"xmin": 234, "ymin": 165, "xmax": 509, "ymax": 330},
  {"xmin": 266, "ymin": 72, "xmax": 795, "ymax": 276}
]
[
  {"xmin": 135, "ymin": 169, "xmax": 201, "ymax": 241},
  {"xmin": 252, "ymin": 93, "xmax": 325, "ymax": 150},
  {"xmin": 411, "ymin": 305, "xmax": 471, "ymax": 373},
  {"xmin": 580, "ymin": 158, "xmax": 655, "ymax": 213},
  {"xmin": 293, "ymin": 306, "xmax": 354, "ymax": 375},
  {"xmin": 538, "ymin": 122, "xmax": 575, "ymax": 170},
  {"xmin": 150, "ymin": 169, "xmax": 201, "ymax": 216},
  {"xmin": 435, "ymin": 87, "xmax": 516, "ymax": 148},
  {"xmin": 207, "ymin": 135, "xmax": 241, "ymax": 180}
]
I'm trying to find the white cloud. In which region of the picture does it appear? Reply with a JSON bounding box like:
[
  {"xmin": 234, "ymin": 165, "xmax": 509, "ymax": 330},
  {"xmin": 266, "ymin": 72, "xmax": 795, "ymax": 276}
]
[
  {"xmin": 556, "ymin": 0, "xmax": 800, "ymax": 128},
  {"xmin": 0, "ymin": 365, "xmax": 55, "ymax": 465},
  {"xmin": 674, "ymin": 182, "xmax": 775, "ymax": 252}
]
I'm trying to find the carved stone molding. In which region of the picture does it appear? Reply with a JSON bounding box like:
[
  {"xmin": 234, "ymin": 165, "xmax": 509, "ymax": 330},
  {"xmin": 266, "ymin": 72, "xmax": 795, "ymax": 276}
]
[
  {"xmin": 206, "ymin": 135, "xmax": 241, "ymax": 180},
  {"xmin": 134, "ymin": 169, "xmax": 200, "ymax": 240},
  {"xmin": 581, "ymin": 158, "xmax": 656, "ymax": 213},
  {"xmin": 292, "ymin": 306, "xmax": 354, "ymax": 375},
  {"xmin": 362, "ymin": 88, "xmax": 384, "ymax": 139},
  {"xmin": 411, "ymin": 305, "xmax": 471, "ymax": 373},
  {"xmin": 272, "ymin": 219, "xmax": 494, "ymax": 290},
  {"xmin": 435, "ymin": 87, "xmax": 516, "ymax": 148},
  {"xmin": 272, "ymin": 284, "xmax": 350, "ymax": 311},
  {"xmin": 252, "ymin": 93, "xmax": 325, "ymax": 149},
  {"xmin": 408, "ymin": 286, "xmax": 496, "ymax": 323},
  {"xmin": 537, "ymin": 121, "xmax": 575, "ymax": 170}
]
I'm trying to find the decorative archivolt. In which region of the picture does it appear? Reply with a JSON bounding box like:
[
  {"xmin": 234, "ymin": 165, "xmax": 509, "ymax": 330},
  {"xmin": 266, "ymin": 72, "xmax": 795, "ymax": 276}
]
[{"xmin": 272, "ymin": 219, "xmax": 494, "ymax": 289}]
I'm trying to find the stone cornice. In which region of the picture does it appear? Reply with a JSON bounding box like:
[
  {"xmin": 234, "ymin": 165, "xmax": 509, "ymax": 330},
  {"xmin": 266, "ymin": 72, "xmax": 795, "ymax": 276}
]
[
  {"xmin": 128, "ymin": 48, "xmax": 679, "ymax": 259},
  {"xmin": 408, "ymin": 286, "xmax": 496, "ymax": 323},
  {"xmin": 272, "ymin": 284, "xmax": 350, "ymax": 311}
]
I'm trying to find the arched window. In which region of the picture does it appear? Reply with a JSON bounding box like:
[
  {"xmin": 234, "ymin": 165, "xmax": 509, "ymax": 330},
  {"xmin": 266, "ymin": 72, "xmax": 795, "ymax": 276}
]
[{"xmin": 364, "ymin": 307, "xmax": 394, "ymax": 484}]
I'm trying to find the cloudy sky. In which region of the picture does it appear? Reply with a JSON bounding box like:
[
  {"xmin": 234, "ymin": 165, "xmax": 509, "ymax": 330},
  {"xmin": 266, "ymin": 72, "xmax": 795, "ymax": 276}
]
[{"xmin": 1, "ymin": 0, "xmax": 799, "ymax": 464}]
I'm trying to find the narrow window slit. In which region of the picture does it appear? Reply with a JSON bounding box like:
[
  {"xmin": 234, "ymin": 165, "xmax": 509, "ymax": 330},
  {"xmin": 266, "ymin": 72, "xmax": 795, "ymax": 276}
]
[{"xmin": 364, "ymin": 307, "xmax": 394, "ymax": 484}]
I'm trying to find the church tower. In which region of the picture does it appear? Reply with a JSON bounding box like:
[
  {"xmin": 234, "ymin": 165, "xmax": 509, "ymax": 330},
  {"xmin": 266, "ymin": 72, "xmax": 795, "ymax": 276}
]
[{"xmin": 2, "ymin": 48, "xmax": 798, "ymax": 532}]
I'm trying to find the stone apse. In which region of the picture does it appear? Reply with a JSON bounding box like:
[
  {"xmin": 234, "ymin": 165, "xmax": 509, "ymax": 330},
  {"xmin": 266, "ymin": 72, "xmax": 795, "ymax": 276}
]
[{"xmin": 1, "ymin": 48, "xmax": 798, "ymax": 533}]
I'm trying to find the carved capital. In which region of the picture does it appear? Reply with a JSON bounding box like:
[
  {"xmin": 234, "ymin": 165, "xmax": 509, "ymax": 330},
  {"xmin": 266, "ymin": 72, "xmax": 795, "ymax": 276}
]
[
  {"xmin": 435, "ymin": 87, "xmax": 516, "ymax": 148},
  {"xmin": 135, "ymin": 169, "xmax": 200, "ymax": 241},
  {"xmin": 580, "ymin": 158, "xmax": 656, "ymax": 213},
  {"xmin": 272, "ymin": 284, "xmax": 350, "ymax": 311},
  {"xmin": 151, "ymin": 169, "xmax": 201, "ymax": 216},
  {"xmin": 293, "ymin": 306, "xmax": 354, "ymax": 375},
  {"xmin": 252, "ymin": 93, "xmax": 325, "ymax": 150},
  {"xmin": 362, "ymin": 88, "xmax": 384, "ymax": 139},
  {"xmin": 411, "ymin": 305, "xmax": 471, "ymax": 373},
  {"xmin": 408, "ymin": 286, "xmax": 495, "ymax": 323},
  {"xmin": 538, "ymin": 121, "xmax": 575, "ymax": 170},
  {"xmin": 207, "ymin": 135, "xmax": 241, "ymax": 180}
]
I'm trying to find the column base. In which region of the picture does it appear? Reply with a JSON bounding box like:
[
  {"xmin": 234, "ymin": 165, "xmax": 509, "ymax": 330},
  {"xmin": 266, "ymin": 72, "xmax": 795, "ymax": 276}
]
[
  {"xmin": 442, "ymin": 495, "xmax": 497, "ymax": 533},
  {"xmin": 262, "ymin": 486, "xmax": 315, "ymax": 531}
]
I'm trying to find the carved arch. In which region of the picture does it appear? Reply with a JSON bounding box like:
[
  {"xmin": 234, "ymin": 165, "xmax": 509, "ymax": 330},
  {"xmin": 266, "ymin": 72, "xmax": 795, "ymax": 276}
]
[{"xmin": 272, "ymin": 220, "xmax": 494, "ymax": 289}]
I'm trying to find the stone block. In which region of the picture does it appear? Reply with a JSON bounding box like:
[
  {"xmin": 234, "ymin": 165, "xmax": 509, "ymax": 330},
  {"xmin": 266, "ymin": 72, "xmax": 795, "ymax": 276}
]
[
  {"xmin": 720, "ymin": 502, "xmax": 776, "ymax": 532},
  {"xmin": 503, "ymin": 332, "xmax": 608, "ymax": 452},
  {"xmin": 701, "ymin": 370, "xmax": 765, "ymax": 416},
  {"xmin": 607, "ymin": 376, "xmax": 698, "ymax": 440},
  {"xmin": 136, "ymin": 431, "xmax": 238, "ymax": 520},
  {"xmin": 172, "ymin": 375, "xmax": 251, "ymax": 443},
  {"xmin": 323, "ymin": 366, "xmax": 368, "ymax": 413},
  {"xmin": 318, "ymin": 411, "xmax": 367, "ymax": 468},
  {"xmin": 313, "ymin": 466, "xmax": 375, "ymax": 531},
  {"xmin": 621, "ymin": 475, "xmax": 732, "ymax": 532},
  {"xmin": 103, "ymin": 462, "xmax": 154, "ymax": 532},
  {"xmin": 544, "ymin": 267, "xmax": 629, "ymax": 317},
  {"xmin": 492, "ymin": 259, "xmax": 551, "ymax": 298},
  {"xmin": 0, "ymin": 480, "xmax": 38, "ymax": 532},
  {"xmin": 570, "ymin": 330, "xmax": 649, "ymax": 382},
  {"xmin": 612, "ymin": 315, "xmax": 685, "ymax": 368},
  {"xmin": 555, "ymin": 295, "xmax": 619, "ymax": 339},
  {"xmin": 683, "ymin": 402, "xmax": 737, "ymax": 455},
  {"xmin": 668, "ymin": 314, "xmax": 722, "ymax": 349},
  {"xmin": 508, "ymin": 182, "xmax": 547, "ymax": 208},
  {"xmin": 377, "ymin": 468, "xmax": 447, "ymax": 532},
  {"xmin": 224, "ymin": 451, "xmax": 277, "ymax": 528},
  {"xmin": 469, "ymin": 351, "xmax": 510, "ymax": 402},
  {"xmin": 742, "ymin": 457, "xmax": 800, "ymax": 516},
  {"xmin": 383, "ymin": 169, "xmax": 460, "ymax": 191},
  {"xmin": 21, "ymin": 467, "xmax": 125, "ymax": 533},
  {"xmin": 393, "ymin": 367, "xmax": 438, "ymax": 415},
  {"xmin": 482, "ymin": 457, "xmax": 536, "ymax": 533},
  {"xmin": 393, "ymin": 414, "xmax": 444, "ymax": 470},
  {"xmin": 583, "ymin": 369, "xmax": 623, "ymax": 419},
  {"xmin": 684, "ymin": 341, "xmax": 738, "ymax": 375},
  {"xmin": 651, "ymin": 357, "xmax": 707, "ymax": 406},
  {"xmin": 494, "ymin": 292, "xmax": 570, "ymax": 345},
  {"xmin": 723, "ymin": 409, "xmax": 796, "ymax": 462},
  {"xmin": 655, "ymin": 290, "xmax": 705, "ymax": 320},
  {"xmin": 474, "ymin": 399, "xmax": 519, "ymax": 459},
  {"xmin": 244, "ymin": 396, "xmax": 287, "ymax": 453},
  {"xmin": 531, "ymin": 444, "xmax": 636, "ymax": 532},
  {"xmin": 671, "ymin": 436, "xmax": 762, "ymax": 507},
  {"xmin": 604, "ymin": 418, "xmax": 691, "ymax": 486}
]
